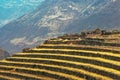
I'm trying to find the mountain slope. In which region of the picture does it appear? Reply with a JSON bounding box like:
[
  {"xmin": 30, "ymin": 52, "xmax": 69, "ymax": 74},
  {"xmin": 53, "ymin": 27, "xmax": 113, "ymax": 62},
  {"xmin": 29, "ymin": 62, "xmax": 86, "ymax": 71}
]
[
  {"xmin": 0, "ymin": 0, "xmax": 119, "ymax": 53},
  {"xmin": 0, "ymin": 0, "xmax": 44, "ymax": 27},
  {"xmin": 66, "ymin": 0, "xmax": 120, "ymax": 33}
]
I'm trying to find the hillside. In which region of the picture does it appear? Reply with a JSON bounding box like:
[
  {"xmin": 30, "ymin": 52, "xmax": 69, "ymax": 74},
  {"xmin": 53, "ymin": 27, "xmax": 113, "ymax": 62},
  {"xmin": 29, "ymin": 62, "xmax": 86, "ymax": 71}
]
[
  {"xmin": 0, "ymin": 30, "xmax": 119, "ymax": 79},
  {"xmin": 0, "ymin": 0, "xmax": 120, "ymax": 54},
  {"xmin": 0, "ymin": 48, "xmax": 9, "ymax": 60}
]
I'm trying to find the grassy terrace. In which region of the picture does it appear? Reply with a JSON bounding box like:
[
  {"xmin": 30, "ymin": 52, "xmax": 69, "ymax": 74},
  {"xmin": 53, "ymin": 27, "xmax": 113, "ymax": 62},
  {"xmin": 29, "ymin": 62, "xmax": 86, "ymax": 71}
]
[
  {"xmin": 36, "ymin": 44, "xmax": 120, "ymax": 53},
  {"xmin": 13, "ymin": 52, "xmax": 120, "ymax": 62},
  {"xmin": 0, "ymin": 61, "xmax": 118, "ymax": 79},
  {"xmin": 0, "ymin": 46, "xmax": 119, "ymax": 79},
  {"xmin": 0, "ymin": 75, "xmax": 20, "ymax": 80},
  {"xmin": 0, "ymin": 69, "xmax": 48, "ymax": 80},
  {"xmin": 0, "ymin": 64, "xmax": 84, "ymax": 80},
  {"xmin": 0, "ymin": 32, "xmax": 119, "ymax": 79},
  {"xmin": 13, "ymin": 52, "xmax": 120, "ymax": 64},
  {"xmin": 0, "ymin": 46, "xmax": 120, "ymax": 79},
  {"xmin": 44, "ymin": 39, "xmax": 120, "ymax": 47},
  {"xmin": 9, "ymin": 54, "xmax": 120, "ymax": 70},
  {"xmin": 0, "ymin": 59, "xmax": 114, "ymax": 80},
  {"xmin": 4, "ymin": 56, "xmax": 120, "ymax": 79},
  {"xmin": 26, "ymin": 48, "xmax": 120, "ymax": 61},
  {"xmin": 0, "ymin": 64, "xmax": 105, "ymax": 80}
]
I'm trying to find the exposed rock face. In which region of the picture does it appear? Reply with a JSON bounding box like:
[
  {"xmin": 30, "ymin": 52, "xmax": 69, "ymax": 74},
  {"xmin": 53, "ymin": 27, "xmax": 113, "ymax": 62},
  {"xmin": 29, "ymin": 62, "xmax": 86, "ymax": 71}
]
[
  {"xmin": 0, "ymin": 48, "xmax": 9, "ymax": 60},
  {"xmin": 0, "ymin": 0, "xmax": 119, "ymax": 54}
]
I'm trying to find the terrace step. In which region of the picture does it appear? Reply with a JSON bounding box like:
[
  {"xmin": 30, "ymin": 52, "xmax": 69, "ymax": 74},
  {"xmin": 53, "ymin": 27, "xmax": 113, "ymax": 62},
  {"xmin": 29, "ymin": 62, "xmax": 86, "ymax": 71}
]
[
  {"xmin": 0, "ymin": 69, "xmax": 49, "ymax": 80},
  {"xmin": 36, "ymin": 44, "xmax": 120, "ymax": 53},
  {"xmin": 12, "ymin": 52, "xmax": 120, "ymax": 69},
  {"xmin": 4, "ymin": 57, "xmax": 120, "ymax": 79},
  {"xmin": 30, "ymin": 48, "xmax": 120, "ymax": 58},
  {"xmin": 0, "ymin": 61, "xmax": 113, "ymax": 80},
  {"xmin": 7, "ymin": 55, "xmax": 120, "ymax": 72},
  {"xmin": 0, "ymin": 65, "xmax": 84, "ymax": 80},
  {"xmin": 14, "ymin": 52, "xmax": 120, "ymax": 62},
  {"xmin": 0, "ymin": 75, "xmax": 20, "ymax": 80},
  {"xmin": 44, "ymin": 39, "xmax": 120, "ymax": 47}
]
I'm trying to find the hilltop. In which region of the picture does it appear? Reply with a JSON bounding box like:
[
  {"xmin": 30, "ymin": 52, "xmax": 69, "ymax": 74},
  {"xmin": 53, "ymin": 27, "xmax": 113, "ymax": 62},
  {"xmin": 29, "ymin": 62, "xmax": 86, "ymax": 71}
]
[
  {"xmin": 44, "ymin": 29, "xmax": 120, "ymax": 46},
  {"xmin": 0, "ymin": 29, "xmax": 119, "ymax": 79}
]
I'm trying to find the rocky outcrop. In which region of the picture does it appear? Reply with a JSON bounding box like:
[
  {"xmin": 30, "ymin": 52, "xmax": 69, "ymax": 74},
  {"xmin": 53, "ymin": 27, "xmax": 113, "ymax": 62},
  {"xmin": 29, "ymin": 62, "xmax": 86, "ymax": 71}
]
[{"xmin": 0, "ymin": 48, "xmax": 9, "ymax": 60}]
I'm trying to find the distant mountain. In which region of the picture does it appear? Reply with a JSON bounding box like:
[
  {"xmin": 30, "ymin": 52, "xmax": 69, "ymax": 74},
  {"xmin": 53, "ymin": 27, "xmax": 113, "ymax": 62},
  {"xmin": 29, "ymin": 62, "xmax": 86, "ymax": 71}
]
[
  {"xmin": 0, "ymin": 0, "xmax": 44, "ymax": 27},
  {"xmin": 66, "ymin": 0, "xmax": 120, "ymax": 33},
  {"xmin": 0, "ymin": 0, "xmax": 119, "ymax": 54},
  {"xmin": 0, "ymin": 48, "xmax": 9, "ymax": 60}
]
